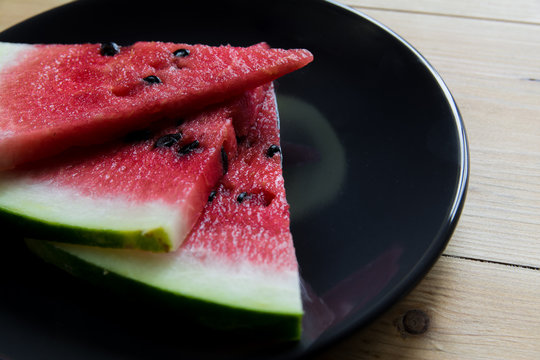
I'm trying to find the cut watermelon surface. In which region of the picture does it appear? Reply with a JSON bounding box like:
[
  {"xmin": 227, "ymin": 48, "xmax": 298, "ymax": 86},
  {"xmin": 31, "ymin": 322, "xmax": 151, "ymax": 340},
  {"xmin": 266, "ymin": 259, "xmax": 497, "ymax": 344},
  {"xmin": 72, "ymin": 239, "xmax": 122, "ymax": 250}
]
[
  {"xmin": 0, "ymin": 96, "xmax": 247, "ymax": 252},
  {"xmin": 26, "ymin": 83, "xmax": 303, "ymax": 339},
  {"xmin": 0, "ymin": 41, "xmax": 312, "ymax": 170}
]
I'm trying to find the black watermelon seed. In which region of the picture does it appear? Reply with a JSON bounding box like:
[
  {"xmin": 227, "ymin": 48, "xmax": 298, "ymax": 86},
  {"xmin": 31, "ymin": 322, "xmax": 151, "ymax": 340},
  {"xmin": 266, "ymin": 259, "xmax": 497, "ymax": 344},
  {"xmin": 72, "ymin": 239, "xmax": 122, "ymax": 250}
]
[
  {"xmin": 178, "ymin": 140, "xmax": 200, "ymax": 156},
  {"xmin": 100, "ymin": 42, "xmax": 120, "ymax": 56},
  {"xmin": 154, "ymin": 133, "xmax": 182, "ymax": 148},
  {"xmin": 143, "ymin": 75, "xmax": 161, "ymax": 84},
  {"xmin": 173, "ymin": 48, "xmax": 190, "ymax": 57},
  {"xmin": 237, "ymin": 192, "xmax": 248, "ymax": 203},
  {"xmin": 208, "ymin": 190, "xmax": 217, "ymax": 202},
  {"xmin": 266, "ymin": 144, "xmax": 281, "ymax": 157},
  {"xmin": 221, "ymin": 147, "xmax": 228, "ymax": 174}
]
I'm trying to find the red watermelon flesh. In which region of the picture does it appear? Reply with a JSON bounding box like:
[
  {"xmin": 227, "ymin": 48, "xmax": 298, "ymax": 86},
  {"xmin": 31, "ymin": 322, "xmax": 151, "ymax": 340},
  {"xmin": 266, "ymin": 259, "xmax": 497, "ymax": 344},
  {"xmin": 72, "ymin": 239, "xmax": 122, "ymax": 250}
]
[
  {"xmin": 25, "ymin": 83, "xmax": 303, "ymax": 338},
  {"xmin": 184, "ymin": 82, "xmax": 297, "ymax": 270},
  {"xmin": 0, "ymin": 92, "xmax": 265, "ymax": 252},
  {"xmin": 0, "ymin": 41, "xmax": 312, "ymax": 170}
]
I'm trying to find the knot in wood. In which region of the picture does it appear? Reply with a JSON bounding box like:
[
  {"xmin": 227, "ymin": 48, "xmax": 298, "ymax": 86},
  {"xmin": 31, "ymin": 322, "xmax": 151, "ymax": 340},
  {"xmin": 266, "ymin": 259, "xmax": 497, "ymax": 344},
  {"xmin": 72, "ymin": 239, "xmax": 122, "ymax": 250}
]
[{"xmin": 402, "ymin": 309, "xmax": 430, "ymax": 335}]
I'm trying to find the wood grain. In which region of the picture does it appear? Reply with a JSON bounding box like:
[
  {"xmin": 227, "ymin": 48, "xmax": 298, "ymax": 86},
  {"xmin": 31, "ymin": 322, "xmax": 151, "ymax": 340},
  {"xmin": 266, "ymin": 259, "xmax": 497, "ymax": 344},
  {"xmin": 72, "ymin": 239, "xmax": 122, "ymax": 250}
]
[{"xmin": 316, "ymin": 255, "xmax": 540, "ymax": 360}]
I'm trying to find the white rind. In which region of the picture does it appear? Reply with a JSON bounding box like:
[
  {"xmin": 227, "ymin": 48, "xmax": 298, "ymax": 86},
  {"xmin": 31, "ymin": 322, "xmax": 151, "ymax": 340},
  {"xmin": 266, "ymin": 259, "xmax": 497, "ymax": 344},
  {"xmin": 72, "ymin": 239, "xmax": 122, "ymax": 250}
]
[
  {"xmin": 0, "ymin": 42, "xmax": 33, "ymax": 70},
  {"xmin": 0, "ymin": 176, "xmax": 185, "ymax": 242},
  {"xmin": 0, "ymin": 43, "xmax": 34, "ymax": 141},
  {"xmin": 54, "ymin": 241, "xmax": 303, "ymax": 315}
]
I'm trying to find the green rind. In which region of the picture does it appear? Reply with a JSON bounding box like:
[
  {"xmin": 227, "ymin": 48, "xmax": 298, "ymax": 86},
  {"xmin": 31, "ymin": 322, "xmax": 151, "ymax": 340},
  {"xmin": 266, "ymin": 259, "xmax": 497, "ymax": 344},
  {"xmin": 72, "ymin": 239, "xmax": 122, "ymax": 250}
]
[
  {"xmin": 2, "ymin": 208, "xmax": 171, "ymax": 252},
  {"xmin": 25, "ymin": 239, "xmax": 302, "ymax": 341}
]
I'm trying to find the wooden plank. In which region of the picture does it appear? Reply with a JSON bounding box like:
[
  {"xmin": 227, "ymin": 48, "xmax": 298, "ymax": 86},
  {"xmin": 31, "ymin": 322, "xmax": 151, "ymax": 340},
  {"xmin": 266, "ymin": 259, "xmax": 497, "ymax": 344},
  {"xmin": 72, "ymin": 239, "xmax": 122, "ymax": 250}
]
[
  {"xmin": 316, "ymin": 255, "xmax": 540, "ymax": 360},
  {"xmin": 353, "ymin": 10, "xmax": 540, "ymax": 268},
  {"xmin": 343, "ymin": 0, "xmax": 540, "ymax": 25},
  {"xmin": 0, "ymin": 0, "xmax": 71, "ymax": 33}
]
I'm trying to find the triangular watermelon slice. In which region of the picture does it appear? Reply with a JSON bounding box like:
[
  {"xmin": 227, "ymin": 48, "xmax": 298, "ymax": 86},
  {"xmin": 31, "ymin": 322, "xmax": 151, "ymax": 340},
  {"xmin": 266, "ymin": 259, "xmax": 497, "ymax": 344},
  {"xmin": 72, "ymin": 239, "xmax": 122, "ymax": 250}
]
[
  {"xmin": 26, "ymin": 83, "xmax": 303, "ymax": 339},
  {"xmin": 0, "ymin": 41, "xmax": 312, "ymax": 170},
  {"xmin": 0, "ymin": 94, "xmax": 253, "ymax": 252}
]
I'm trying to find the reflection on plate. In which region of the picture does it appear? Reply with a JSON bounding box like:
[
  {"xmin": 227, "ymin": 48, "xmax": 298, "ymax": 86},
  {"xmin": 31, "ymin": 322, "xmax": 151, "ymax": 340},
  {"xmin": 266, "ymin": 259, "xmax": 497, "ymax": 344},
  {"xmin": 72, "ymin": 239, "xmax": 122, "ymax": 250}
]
[
  {"xmin": 278, "ymin": 95, "xmax": 347, "ymax": 221},
  {"xmin": 0, "ymin": 0, "xmax": 468, "ymax": 359}
]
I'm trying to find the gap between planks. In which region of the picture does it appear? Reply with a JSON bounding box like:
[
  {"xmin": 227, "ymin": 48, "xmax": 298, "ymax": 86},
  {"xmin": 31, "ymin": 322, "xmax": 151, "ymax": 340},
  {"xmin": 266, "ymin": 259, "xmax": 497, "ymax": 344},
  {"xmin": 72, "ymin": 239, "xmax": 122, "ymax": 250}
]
[
  {"xmin": 441, "ymin": 253, "xmax": 540, "ymax": 272},
  {"xmin": 348, "ymin": 5, "xmax": 540, "ymax": 27},
  {"xmin": 341, "ymin": 0, "xmax": 540, "ymax": 26}
]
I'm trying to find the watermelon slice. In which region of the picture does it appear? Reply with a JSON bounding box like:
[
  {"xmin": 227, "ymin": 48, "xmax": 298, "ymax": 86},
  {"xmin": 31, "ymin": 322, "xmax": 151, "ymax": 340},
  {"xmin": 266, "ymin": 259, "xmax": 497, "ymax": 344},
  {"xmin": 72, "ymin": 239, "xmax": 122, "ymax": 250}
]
[
  {"xmin": 26, "ymin": 83, "xmax": 303, "ymax": 339},
  {"xmin": 0, "ymin": 41, "xmax": 312, "ymax": 170},
  {"xmin": 0, "ymin": 95, "xmax": 250, "ymax": 252}
]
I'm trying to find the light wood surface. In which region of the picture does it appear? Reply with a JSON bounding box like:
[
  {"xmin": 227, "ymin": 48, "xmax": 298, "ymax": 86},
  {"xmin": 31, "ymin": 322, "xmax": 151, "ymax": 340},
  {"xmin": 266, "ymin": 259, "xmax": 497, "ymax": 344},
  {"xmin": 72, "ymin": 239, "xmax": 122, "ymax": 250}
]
[{"xmin": 1, "ymin": 1, "xmax": 539, "ymax": 359}]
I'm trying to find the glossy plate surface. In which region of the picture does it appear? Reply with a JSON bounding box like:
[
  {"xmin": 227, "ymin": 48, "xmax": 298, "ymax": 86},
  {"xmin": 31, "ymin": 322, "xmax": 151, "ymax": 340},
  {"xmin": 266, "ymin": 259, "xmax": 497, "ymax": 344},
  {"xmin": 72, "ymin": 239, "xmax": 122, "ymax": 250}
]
[{"xmin": 0, "ymin": 1, "xmax": 468, "ymax": 359}]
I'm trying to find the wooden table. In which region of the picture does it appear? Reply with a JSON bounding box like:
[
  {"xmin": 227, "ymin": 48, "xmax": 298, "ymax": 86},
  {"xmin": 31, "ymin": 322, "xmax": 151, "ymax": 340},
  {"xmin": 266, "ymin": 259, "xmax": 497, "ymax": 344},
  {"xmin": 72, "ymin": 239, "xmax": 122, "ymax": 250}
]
[{"xmin": 1, "ymin": 1, "xmax": 539, "ymax": 359}]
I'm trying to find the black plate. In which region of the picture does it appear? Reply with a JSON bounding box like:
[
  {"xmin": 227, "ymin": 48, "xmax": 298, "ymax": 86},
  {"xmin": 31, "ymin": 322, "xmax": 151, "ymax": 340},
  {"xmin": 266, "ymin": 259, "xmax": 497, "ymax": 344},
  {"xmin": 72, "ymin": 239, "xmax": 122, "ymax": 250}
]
[{"xmin": 0, "ymin": 1, "xmax": 468, "ymax": 359}]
